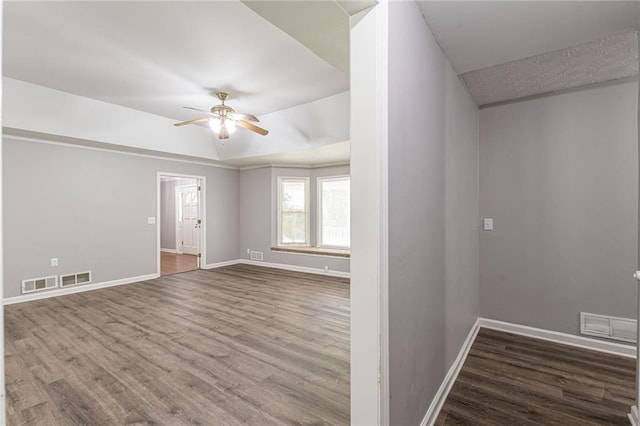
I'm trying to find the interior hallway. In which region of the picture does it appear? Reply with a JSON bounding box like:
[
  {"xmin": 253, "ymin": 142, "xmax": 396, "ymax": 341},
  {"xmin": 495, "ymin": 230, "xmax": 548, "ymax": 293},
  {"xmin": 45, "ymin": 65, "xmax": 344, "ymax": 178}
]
[{"xmin": 160, "ymin": 252, "xmax": 198, "ymax": 276}]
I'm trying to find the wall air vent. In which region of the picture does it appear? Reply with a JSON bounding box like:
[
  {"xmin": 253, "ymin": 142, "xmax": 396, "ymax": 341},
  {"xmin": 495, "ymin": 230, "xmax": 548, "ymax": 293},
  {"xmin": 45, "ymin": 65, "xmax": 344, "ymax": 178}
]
[
  {"xmin": 60, "ymin": 271, "xmax": 92, "ymax": 287},
  {"xmin": 250, "ymin": 251, "xmax": 263, "ymax": 261},
  {"xmin": 580, "ymin": 312, "xmax": 636, "ymax": 343},
  {"xmin": 22, "ymin": 275, "xmax": 58, "ymax": 294}
]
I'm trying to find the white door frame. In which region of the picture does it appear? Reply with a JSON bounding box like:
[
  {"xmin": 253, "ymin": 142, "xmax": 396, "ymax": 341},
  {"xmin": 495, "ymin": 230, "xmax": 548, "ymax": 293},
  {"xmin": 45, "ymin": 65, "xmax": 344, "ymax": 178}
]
[
  {"xmin": 350, "ymin": 2, "xmax": 389, "ymax": 425},
  {"xmin": 0, "ymin": 2, "xmax": 6, "ymax": 420},
  {"xmin": 157, "ymin": 172, "xmax": 206, "ymax": 276}
]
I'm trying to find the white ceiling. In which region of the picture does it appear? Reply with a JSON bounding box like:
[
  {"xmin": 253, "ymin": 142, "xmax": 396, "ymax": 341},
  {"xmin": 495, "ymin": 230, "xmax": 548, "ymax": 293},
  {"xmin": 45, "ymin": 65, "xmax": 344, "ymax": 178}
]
[
  {"xmin": 223, "ymin": 141, "xmax": 350, "ymax": 168},
  {"xmin": 3, "ymin": 1, "xmax": 349, "ymax": 123},
  {"xmin": 418, "ymin": 1, "xmax": 639, "ymax": 74},
  {"xmin": 242, "ymin": 1, "xmax": 350, "ymax": 74}
]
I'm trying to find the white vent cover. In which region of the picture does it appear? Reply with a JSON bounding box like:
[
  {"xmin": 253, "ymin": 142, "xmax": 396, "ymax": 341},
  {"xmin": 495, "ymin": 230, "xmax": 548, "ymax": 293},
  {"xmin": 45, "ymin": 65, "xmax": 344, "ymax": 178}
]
[
  {"xmin": 580, "ymin": 312, "xmax": 636, "ymax": 343},
  {"xmin": 250, "ymin": 251, "xmax": 263, "ymax": 261},
  {"xmin": 22, "ymin": 275, "xmax": 58, "ymax": 294},
  {"xmin": 60, "ymin": 271, "xmax": 92, "ymax": 287}
]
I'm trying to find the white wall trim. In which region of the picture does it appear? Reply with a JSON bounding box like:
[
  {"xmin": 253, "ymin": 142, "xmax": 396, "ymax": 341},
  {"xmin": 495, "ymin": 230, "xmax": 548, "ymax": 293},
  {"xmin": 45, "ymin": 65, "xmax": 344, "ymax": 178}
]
[
  {"xmin": 238, "ymin": 161, "xmax": 351, "ymax": 171},
  {"xmin": 3, "ymin": 133, "xmax": 238, "ymax": 170},
  {"xmin": 3, "ymin": 273, "xmax": 159, "ymax": 305},
  {"xmin": 376, "ymin": 1, "xmax": 390, "ymax": 423},
  {"xmin": 204, "ymin": 259, "xmax": 242, "ymax": 269},
  {"xmin": 0, "ymin": 10, "xmax": 6, "ymax": 419},
  {"xmin": 629, "ymin": 405, "xmax": 639, "ymax": 426},
  {"xmin": 420, "ymin": 320, "xmax": 480, "ymax": 426},
  {"xmin": 478, "ymin": 318, "xmax": 636, "ymax": 358},
  {"xmin": 160, "ymin": 248, "xmax": 177, "ymax": 254},
  {"xmin": 239, "ymin": 259, "xmax": 350, "ymax": 278},
  {"xmin": 4, "ymin": 133, "xmax": 352, "ymax": 172},
  {"xmin": 204, "ymin": 258, "xmax": 349, "ymax": 278}
]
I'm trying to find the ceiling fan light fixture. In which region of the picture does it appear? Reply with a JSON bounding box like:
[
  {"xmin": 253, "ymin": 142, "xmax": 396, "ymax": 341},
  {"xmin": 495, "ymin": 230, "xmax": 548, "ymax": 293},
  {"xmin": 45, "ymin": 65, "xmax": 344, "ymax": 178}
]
[
  {"xmin": 226, "ymin": 119, "xmax": 237, "ymax": 134},
  {"xmin": 176, "ymin": 92, "xmax": 268, "ymax": 138},
  {"xmin": 208, "ymin": 117, "xmax": 236, "ymax": 135}
]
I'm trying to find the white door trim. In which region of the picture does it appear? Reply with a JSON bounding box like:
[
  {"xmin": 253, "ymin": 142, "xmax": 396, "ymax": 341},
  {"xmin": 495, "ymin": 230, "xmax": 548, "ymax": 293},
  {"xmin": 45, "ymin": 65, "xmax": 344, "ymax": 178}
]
[
  {"xmin": 157, "ymin": 172, "xmax": 206, "ymax": 276},
  {"xmin": 349, "ymin": 2, "xmax": 389, "ymax": 424},
  {"xmin": 0, "ymin": 5, "xmax": 7, "ymax": 418}
]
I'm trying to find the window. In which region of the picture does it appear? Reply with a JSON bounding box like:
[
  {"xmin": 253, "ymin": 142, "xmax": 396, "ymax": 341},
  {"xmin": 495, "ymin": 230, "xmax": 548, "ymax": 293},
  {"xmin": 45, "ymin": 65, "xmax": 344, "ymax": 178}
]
[
  {"xmin": 278, "ymin": 177, "xmax": 309, "ymax": 246},
  {"xmin": 318, "ymin": 176, "xmax": 350, "ymax": 248}
]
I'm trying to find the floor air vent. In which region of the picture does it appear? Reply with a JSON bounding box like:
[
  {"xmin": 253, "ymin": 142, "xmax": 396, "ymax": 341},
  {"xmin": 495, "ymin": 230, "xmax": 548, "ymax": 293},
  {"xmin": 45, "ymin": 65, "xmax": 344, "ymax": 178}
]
[
  {"xmin": 22, "ymin": 275, "xmax": 58, "ymax": 294},
  {"xmin": 580, "ymin": 312, "xmax": 636, "ymax": 343},
  {"xmin": 60, "ymin": 271, "xmax": 92, "ymax": 287}
]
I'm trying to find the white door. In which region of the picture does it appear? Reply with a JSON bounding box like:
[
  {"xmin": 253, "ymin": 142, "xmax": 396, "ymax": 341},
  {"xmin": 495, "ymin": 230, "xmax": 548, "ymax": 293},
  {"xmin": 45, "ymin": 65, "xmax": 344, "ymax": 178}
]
[{"xmin": 177, "ymin": 185, "xmax": 200, "ymax": 256}]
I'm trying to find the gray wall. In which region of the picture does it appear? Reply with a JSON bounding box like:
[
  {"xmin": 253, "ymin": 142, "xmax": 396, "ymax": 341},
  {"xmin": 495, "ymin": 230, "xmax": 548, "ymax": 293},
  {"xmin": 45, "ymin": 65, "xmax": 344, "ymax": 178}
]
[
  {"xmin": 480, "ymin": 80, "xmax": 638, "ymax": 335},
  {"xmin": 4, "ymin": 138, "xmax": 240, "ymax": 298},
  {"xmin": 238, "ymin": 165, "xmax": 350, "ymax": 273},
  {"xmin": 388, "ymin": 2, "xmax": 479, "ymax": 424}
]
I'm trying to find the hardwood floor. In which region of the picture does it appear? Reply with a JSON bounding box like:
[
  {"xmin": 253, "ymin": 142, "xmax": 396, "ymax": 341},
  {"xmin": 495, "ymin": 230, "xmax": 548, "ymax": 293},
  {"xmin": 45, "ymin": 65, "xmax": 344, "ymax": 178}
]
[
  {"xmin": 160, "ymin": 251, "xmax": 198, "ymax": 276},
  {"xmin": 5, "ymin": 264, "xmax": 350, "ymax": 425},
  {"xmin": 436, "ymin": 328, "xmax": 635, "ymax": 425}
]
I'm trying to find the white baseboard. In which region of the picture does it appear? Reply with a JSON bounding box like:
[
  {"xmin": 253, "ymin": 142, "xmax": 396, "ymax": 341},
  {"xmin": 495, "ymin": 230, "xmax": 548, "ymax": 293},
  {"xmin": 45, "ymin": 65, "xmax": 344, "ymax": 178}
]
[
  {"xmin": 239, "ymin": 259, "xmax": 350, "ymax": 278},
  {"xmin": 630, "ymin": 405, "xmax": 639, "ymax": 426},
  {"xmin": 204, "ymin": 259, "xmax": 242, "ymax": 269},
  {"xmin": 3, "ymin": 273, "xmax": 159, "ymax": 305},
  {"xmin": 477, "ymin": 318, "xmax": 636, "ymax": 358},
  {"xmin": 160, "ymin": 248, "xmax": 177, "ymax": 254},
  {"xmin": 421, "ymin": 319, "xmax": 480, "ymax": 426}
]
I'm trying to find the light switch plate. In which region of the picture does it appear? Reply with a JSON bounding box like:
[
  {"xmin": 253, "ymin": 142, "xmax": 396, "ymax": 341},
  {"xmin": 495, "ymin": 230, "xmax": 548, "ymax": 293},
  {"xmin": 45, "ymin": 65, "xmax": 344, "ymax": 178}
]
[
  {"xmin": 483, "ymin": 218, "xmax": 494, "ymax": 231},
  {"xmin": 148, "ymin": 217, "xmax": 156, "ymax": 224}
]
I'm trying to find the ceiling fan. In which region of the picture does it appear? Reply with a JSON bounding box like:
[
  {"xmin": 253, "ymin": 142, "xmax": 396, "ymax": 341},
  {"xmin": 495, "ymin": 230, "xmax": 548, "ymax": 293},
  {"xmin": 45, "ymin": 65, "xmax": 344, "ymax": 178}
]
[{"xmin": 174, "ymin": 92, "xmax": 269, "ymax": 140}]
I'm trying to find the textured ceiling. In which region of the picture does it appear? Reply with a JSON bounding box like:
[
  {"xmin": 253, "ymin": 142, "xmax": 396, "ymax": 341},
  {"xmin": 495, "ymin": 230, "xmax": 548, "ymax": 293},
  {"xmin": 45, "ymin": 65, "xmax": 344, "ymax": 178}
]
[
  {"xmin": 418, "ymin": 1, "xmax": 638, "ymax": 74},
  {"xmin": 462, "ymin": 30, "xmax": 639, "ymax": 106}
]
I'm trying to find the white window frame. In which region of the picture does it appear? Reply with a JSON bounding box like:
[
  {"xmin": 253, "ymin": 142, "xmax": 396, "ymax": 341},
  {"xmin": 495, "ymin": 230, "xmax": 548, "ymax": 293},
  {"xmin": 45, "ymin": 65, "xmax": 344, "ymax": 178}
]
[
  {"xmin": 317, "ymin": 175, "xmax": 351, "ymax": 249},
  {"xmin": 277, "ymin": 176, "xmax": 310, "ymax": 246}
]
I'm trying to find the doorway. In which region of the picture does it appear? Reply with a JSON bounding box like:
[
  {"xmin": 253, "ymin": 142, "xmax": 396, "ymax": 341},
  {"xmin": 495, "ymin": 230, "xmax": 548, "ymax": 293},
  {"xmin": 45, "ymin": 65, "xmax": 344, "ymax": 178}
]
[{"xmin": 157, "ymin": 173, "xmax": 205, "ymax": 276}]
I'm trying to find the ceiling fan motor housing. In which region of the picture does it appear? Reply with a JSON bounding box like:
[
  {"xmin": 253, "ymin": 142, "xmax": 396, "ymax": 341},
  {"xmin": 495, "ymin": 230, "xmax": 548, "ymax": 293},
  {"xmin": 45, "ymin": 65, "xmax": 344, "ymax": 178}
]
[{"xmin": 211, "ymin": 104, "xmax": 235, "ymax": 117}]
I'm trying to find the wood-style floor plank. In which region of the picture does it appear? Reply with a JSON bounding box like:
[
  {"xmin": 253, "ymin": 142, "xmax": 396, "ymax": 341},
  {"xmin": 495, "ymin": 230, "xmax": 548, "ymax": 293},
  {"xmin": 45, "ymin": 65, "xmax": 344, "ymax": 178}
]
[
  {"xmin": 160, "ymin": 252, "xmax": 198, "ymax": 276},
  {"xmin": 436, "ymin": 328, "xmax": 635, "ymax": 425},
  {"xmin": 5, "ymin": 264, "xmax": 350, "ymax": 425}
]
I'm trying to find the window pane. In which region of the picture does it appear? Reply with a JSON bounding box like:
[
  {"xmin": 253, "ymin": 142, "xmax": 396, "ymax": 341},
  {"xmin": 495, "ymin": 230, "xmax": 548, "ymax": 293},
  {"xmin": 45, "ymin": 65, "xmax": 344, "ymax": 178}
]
[
  {"xmin": 279, "ymin": 178, "xmax": 308, "ymax": 245},
  {"xmin": 281, "ymin": 212, "xmax": 307, "ymax": 243},
  {"xmin": 282, "ymin": 181, "xmax": 306, "ymax": 212},
  {"xmin": 321, "ymin": 178, "xmax": 350, "ymax": 247}
]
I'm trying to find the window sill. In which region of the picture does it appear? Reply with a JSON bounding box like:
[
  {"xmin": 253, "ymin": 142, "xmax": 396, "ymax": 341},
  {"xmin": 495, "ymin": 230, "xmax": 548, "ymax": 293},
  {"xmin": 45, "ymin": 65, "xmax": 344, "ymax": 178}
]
[{"xmin": 271, "ymin": 246, "xmax": 351, "ymax": 258}]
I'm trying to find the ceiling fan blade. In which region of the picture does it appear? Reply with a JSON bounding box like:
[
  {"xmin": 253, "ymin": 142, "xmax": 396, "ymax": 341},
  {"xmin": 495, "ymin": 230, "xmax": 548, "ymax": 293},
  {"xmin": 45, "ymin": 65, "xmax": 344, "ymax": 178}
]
[
  {"xmin": 173, "ymin": 117, "xmax": 209, "ymax": 127},
  {"xmin": 231, "ymin": 113, "xmax": 259, "ymax": 122},
  {"xmin": 183, "ymin": 106, "xmax": 213, "ymax": 114},
  {"xmin": 219, "ymin": 122, "xmax": 229, "ymax": 139},
  {"xmin": 236, "ymin": 120, "xmax": 269, "ymax": 136}
]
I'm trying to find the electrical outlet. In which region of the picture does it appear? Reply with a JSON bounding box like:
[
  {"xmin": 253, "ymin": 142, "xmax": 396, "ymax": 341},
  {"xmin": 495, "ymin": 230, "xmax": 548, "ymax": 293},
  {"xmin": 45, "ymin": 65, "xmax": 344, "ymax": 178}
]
[
  {"xmin": 147, "ymin": 217, "xmax": 156, "ymax": 225},
  {"xmin": 324, "ymin": 266, "xmax": 329, "ymax": 273},
  {"xmin": 51, "ymin": 258, "xmax": 58, "ymax": 267},
  {"xmin": 483, "ymin": 218, "xmax": 494, "ymax": 231},
  {"xmin": 247, "ymin": 248, "xmax": 251, "ymax": 254}
]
